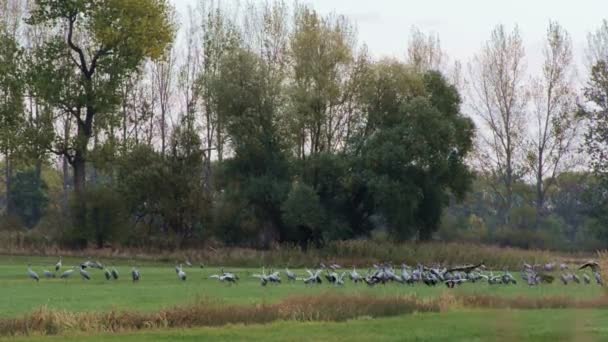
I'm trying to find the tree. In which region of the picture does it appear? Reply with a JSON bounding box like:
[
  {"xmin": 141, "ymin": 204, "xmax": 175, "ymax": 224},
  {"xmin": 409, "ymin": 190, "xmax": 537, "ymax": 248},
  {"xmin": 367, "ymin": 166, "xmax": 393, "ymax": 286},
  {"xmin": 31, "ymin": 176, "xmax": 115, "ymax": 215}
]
[
  {"xmin": 28, "ymin": 0, "xmax": 174, "ymax": 197},
  {"xmin": 213, "ymin": 48, "xmax": 290, "ymax": 247},
  {"xmin": 289, "ymin": 6, "xmax": 356, "ymax": 158},
  {"xmin": 9, "ymin": 169, "xmax": 48, "ymax": 228},
  {"xmin": 0, "ymin": 30, "xmax": 25, "ymax": 216},
  {"xmin": 526, "ymin": 21, "xmax": 580, "ymax": 225},
  {"xmin": 355, "ymin": 66, "xmax": 474, "ymax": 240},
  {"xmin": 406, "ymin": 26, "xmax": 445, "ymax": 72},
  {"xmin": 468, "ymin": 24, "xmax": 528, "ymax": 224}
]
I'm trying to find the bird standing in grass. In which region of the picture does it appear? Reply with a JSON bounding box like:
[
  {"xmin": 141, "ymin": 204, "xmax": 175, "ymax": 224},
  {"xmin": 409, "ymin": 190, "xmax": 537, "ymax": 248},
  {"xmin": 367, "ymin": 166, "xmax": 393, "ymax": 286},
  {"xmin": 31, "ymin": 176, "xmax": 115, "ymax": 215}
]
[
  {"xmin": 43, "ymin": 270, "xmax": 55, "ymax": 278},
  {"xmin": 60, "ymin": 267, "xmax": 74, "ymax": 279},
  {"xmin": 177, "ymin": 265, "xmax": 187, "ymax": 281},
  {"xmin": 80, "ymin": 266, "xmax": 91, "ymax": 280},
  {"xmin": 55, "ymin": 256, "xmax": 62, "ymax": 272},
  {"xmin": 111, "ymin": 267, "xmax": 119, "ymax": 280},
  {"xmin": 104, "ymin": 268, "xmax": 112, "ymax": 280},
  {"xmin": 285, "ymin": 268, "xmax": 297, "ymax": 282},
  {"xmin": 27, "ymin": 265, "xmax": 39, "ymax": 282},
  {"xmin": 132, "ymin": 267, "xmax": 141, "ymax": 282}
]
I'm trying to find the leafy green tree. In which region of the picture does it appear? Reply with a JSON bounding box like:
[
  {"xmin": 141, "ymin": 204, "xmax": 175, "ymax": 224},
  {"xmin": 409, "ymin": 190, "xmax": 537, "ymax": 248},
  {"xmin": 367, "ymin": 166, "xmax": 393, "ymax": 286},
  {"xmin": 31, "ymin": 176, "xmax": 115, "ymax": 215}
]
[
  {"xmin": 8, "ymin": 170, "xmax": 48, "ymax": 228},
  {"xmin": 355, "ymin": 69, "xmax": 474, "ymax": 240},
  {"xmin": 28, "ymin": 0, "xmax": 174, "ymax": 196},
  {"xmin": 69, "ymin": 185, "xmax": 127, "ymax": 248},
  {"xmin": 213, "ymin": 48, "xmax": 290, "ymax": 247},
  {"xmin": 0, "ymin": 31, "xmax": 25, "ymax": 216},
  {"xmin": 282, "ymin": 182, "xmax": 324, "ymax": 248}
]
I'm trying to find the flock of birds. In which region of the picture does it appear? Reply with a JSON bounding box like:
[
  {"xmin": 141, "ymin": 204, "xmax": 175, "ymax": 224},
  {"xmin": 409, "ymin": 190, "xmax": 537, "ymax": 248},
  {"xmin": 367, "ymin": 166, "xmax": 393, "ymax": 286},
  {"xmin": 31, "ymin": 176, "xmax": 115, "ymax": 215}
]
[
  {"xmin": 25, "ymin": 258, "xmax": 605, "ymax": 289},
  {"xmin": 26, "ymin": 256, "xmax": 139, "ymax": 282}
]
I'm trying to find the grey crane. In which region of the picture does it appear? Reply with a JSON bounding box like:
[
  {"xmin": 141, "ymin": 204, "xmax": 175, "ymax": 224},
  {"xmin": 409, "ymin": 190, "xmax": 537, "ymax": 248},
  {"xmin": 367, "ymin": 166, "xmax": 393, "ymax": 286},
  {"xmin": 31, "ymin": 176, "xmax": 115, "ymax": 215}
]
[
  {"xmin": 285, "ymin": 268, "xmax": 297, "ymax": 282},
  {"xmin": 60, "ymin": 267, "xmax": 75, "ymax": 279},
  {"xmin": 111, "ymin": 267, "xmax": 119, "ymax": 280},
  {"xmin": 579, "ymin": 261, "xmax": 600, "ymax": 273},
  {"xmin": 131, "ymin": 267, "xmax": 141, "ymax": 282},
  {"xmin": 583, "ymin": 273, "xmax": 591, "ymax": 284},
  {"xmin": 27, "ymin": 265, "xmax": 39, "ymax": 282},
  {"xmin": 595, "ymin": 271, "xmax": 603, "ymax": 286},
  {"xmin": 544, "ymin": 263, "xmax": 556, "ymax": 272},
  {"xmin": 80, "ymin": 266, "xmax": 91, "ymax": 280},
  {"xmin": 43, "ymin": 270, "xmax": 55, "ymax": 278},
  {"xmin": 177, "ymin": 265, "xmax": 187, "ymax": 281},
  {"xmin": 334, "ymin": 272, "xmax": 347, "ymax": 286},
  {"xmin": 55, "ymin": 256, "xmax": 62, "ymax": 272},
  {"xmin": 104, "ymin": 268, "xmax": 112, "ymax": 280},
  {"xmin": 210, "ymin": 269, "xmax": 238, "ymax": 284},
  {"xmin": 302, "ymin": 269, "xmax": 322, "ymax": 284},
  {"xmin": 349, "ymin": 267, "xmax": 363, "ymax": 283}
]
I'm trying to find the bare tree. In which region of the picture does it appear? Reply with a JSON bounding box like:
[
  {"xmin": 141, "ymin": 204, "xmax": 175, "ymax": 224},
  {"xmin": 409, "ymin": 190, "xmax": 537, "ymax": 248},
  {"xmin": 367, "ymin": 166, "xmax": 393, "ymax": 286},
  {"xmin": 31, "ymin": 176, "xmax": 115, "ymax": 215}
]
[
  {"xmin": 527, "ymin": 21, "xmax": 581, "ymax": 225},
  {"xmin": 468, "ymin": 24, "xmax": 528, "ymax": 223},
  {"xmin": 407, "ymin": 26, "xmax": 445, "ymax": 72},
  {"xmin": 586, "ymin": 19, "xmax": 608, "ymax": 71},
  {"xmin": 152, "ymin": 49, "xmax": 175, "ymax": 156}
]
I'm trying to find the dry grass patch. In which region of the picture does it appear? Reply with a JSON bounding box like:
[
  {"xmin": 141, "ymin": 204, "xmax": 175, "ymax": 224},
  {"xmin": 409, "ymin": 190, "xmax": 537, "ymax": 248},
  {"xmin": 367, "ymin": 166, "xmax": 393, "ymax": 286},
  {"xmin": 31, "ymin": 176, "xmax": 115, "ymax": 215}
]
[{"xmin": 0, "ymin": 294, "xmax": 439, "ymax": 337}]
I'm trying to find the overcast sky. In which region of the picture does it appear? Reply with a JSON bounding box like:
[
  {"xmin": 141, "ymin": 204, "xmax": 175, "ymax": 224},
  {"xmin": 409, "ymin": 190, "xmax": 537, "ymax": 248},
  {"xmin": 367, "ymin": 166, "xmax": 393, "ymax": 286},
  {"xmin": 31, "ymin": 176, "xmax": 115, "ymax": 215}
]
[{"xmin": 171, "ymin": 0, "xmax": 608, "ymax": 78}]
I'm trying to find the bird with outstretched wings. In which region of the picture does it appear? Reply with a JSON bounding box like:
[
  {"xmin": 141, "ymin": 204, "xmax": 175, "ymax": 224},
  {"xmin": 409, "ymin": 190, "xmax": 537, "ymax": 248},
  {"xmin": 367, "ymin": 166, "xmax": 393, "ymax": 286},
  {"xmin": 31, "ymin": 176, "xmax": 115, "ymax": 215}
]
[
  {"xmin": 579, "ymin": 261, "xmax": 600, "ymax": 272},
  {"xmin": 446, "ymin": 261, "xmax": 485, "ymax": 274}
]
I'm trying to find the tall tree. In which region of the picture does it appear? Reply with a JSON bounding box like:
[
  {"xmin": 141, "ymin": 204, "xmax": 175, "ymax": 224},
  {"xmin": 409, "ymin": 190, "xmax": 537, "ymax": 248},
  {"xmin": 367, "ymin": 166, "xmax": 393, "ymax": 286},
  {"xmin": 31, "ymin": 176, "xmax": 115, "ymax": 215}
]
[
  {"xmin": 468, "ymin": 24, "xmax": 528, "ymax": 224},
  {"xmin": 526, "ymin": 21, "xmax": 580, "ymax": 225},
  {"xmin": 407, "ymin": 26, "xmax": 445, "ymax": 72},
  {"xmin": 28, "ymin": 0, "xmax": 174, "ymax": 196},
  {"xmin": 289, "ymin": 6, "xmax": 356, "ymax": 159},
  {"xmin": 0, "ymin": 30, "xmax": 24, "ymax": 216}
]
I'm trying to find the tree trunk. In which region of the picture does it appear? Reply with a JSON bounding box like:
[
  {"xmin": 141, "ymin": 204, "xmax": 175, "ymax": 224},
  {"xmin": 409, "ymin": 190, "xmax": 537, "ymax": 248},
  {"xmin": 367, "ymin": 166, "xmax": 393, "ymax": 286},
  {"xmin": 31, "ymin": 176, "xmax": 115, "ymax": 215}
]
[
  {"xmin": 4, "ymin": 149, "xmax": 12, "ymax": 216},
  {"xmin": 73, "ymin": 153, "xmax": 86, "ymax": 196}
]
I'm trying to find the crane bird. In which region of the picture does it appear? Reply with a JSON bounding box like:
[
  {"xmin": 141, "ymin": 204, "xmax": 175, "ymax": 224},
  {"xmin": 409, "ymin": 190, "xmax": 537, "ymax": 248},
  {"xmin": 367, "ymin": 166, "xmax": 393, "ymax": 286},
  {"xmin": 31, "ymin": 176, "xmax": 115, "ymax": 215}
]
[
  {"xmin": 79, "ymin": 266, "xmax": 91, "ymax": 280},
  {"xmin": 177, "ymin": 265, "xmax": 187, "ymax": 281},
  {"xmin": 43, "ymin": 270, "xmax": 55, "ymax": 278},
  {"xmin": 131, "ymin": 267, "xmax": 141, "ymax": 282},
  {"xmin": 446, "ymin": 262, "xmax": 485, "ymax": 275},
  {"xmin": 209, "ymin": 269, "xmax": 238, "ymax": 284},
  {"xmin": 595, "ymin": 271, "xmax": 603, "ymax": 286},
  {"xmin": 349, "ymin": 267, "xmax": 363, "ymax": 283},
  {"xmin": 91, "ymin": 261, "xmax": 104, "ymax": 270},
  {"xmin": 583, "ymin": 273, "xmax": 591, "ymax": 284},
  {"xmin": 285, "ymin": 268, "xmax": 297, "ymax": 282},
  {"xmin": 185, "ymin": 260, "xmax": 192, "ymax": 267},
  {"xmin": 334, "ymin": 272, "xmax": 347, "ymax": 286},
  {"xmin": 27, "ymin": 265, "xmax": 39, "ymax": 282},
  {"xmin": 580, "ymin": 261, "xmax": 600, "ymax": 272},
  {"xmin": 104, "ymin": 268, "xmax": 112, "ymax": 280},
  {"xmin": 55, "ymin": 256, "xmax": 62, "ymax": 272},
  {"xmin": 111, "ymin": 267, "xmax": 119, "ymax": 280},
  {"xmin": 302, "ymin": 269, "xmax": 322, "ymax": 284},
  {"xmin": 60, "ymin": 267, "xmax": 75, "ymax": 279}
]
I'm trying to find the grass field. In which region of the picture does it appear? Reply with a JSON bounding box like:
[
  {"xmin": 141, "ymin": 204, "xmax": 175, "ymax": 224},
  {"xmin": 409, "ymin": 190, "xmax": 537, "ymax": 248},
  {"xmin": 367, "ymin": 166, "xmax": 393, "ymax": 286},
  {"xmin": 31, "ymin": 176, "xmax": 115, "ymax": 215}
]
[
  {"xmin": 4, "ymin": 309, "xmax": 608, "ymax": 341},
  {"xmin": 1, "ymin": 255, "xmax": 607, "ymax": 341}
]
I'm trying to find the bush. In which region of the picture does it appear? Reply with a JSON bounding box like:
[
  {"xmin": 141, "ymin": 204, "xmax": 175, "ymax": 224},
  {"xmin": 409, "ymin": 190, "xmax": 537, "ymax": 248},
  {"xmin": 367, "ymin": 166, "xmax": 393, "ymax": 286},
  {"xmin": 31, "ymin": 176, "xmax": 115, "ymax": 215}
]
[{"xmin": 66, "ymin": 187, "xmax": 128, "ymax": 248}]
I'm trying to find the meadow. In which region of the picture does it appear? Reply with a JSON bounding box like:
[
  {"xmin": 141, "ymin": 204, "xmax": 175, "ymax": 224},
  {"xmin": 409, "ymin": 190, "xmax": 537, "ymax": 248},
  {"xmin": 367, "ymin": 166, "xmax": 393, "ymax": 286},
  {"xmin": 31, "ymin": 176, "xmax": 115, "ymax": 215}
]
[{"xmin": 1, "ymin": 254, "xmax": 608, "ymax": 341}]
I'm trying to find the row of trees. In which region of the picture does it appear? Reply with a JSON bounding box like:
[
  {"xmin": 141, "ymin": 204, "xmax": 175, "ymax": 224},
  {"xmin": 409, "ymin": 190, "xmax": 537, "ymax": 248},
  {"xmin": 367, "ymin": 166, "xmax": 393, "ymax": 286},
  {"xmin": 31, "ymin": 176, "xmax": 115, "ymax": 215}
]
[{"xmin": 2, "ymin": 0, "xmax": 608, "ymax": 250}]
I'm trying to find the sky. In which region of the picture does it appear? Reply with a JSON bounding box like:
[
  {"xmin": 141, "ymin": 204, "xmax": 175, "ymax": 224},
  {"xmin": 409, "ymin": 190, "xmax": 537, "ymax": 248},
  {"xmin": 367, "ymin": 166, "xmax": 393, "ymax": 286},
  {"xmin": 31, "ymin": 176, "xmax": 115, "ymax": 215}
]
[{"xmin": 170, "ymin": 0, "xmax": 608, "ymax": 79}]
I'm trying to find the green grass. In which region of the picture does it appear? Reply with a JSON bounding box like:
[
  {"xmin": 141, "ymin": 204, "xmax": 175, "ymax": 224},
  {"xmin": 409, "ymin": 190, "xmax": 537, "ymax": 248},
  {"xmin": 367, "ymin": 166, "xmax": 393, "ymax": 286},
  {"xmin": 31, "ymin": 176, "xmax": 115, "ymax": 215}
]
[
  {"xmin": 6, "ymin": 309, "xmax": 608, "ymax": 341},
  {"xmin": 0, "ymin": 255, "xmax": 604, "ymax": 318}
]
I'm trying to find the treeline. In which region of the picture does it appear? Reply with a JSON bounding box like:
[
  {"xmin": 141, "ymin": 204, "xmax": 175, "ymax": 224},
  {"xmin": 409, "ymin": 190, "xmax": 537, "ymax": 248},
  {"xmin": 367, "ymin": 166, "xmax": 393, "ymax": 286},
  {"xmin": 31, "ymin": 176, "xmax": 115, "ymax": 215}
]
[{"xmin": 1, "ymin": 0, "xmax": 608, "ymax": 251}]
